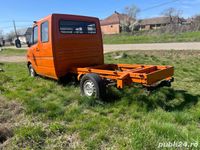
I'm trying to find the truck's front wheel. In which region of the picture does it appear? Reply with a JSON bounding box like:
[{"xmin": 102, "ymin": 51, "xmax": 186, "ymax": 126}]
[
  {"xmin": 28, "ymin": 64, "xmax": 37, "ymax": 77},
  {"xmin": 80, "ymin": 74, "xmax": 106, "ymax": 99}
]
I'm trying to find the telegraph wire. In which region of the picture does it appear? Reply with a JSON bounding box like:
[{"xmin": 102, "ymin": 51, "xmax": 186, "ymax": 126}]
[
  {"xmin": 0, "ymin": 25, "xmax": 32, "ymax": 29},
  {"xmin": 0, "ymin": 0, "xmax": 183, "ymax": 32},
  {"xmin": 141, "ymin": 0, "xmax": 180, "ymax": 12},
  {"xmin": 0, "ymin": 20, "xmax": 33, "ymax": 23}
]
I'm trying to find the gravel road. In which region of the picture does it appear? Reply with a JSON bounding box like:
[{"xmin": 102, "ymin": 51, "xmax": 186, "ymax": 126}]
[
  {"xmin": 104, "ymin": 42, "xmax": 200, "ymax": 53},
  {"xmin": 0, "ymin": 56, "xmax": 26, "ymax": 63},
  {"xmin": 1, "ymin": 42, "xmax": 200, "ymax": 62}
]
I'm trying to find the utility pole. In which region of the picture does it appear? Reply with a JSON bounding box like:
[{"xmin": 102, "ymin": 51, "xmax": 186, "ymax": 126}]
[
  {"xmin": 13, "ymin": 20, "xmax": 21, "ymax": 48},
  {"xmin": 13, "ymin": 20, "xmax": 18, "ymax": 39}
]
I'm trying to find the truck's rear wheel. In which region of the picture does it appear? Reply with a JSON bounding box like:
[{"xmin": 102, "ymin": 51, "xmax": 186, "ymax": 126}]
[
  {"xmin": 28, "ymin": 64, "xmax": 37, "ymax": 77},
  {"xmin": 80, "ymin": 74, "xmax": 106, "ymax": 99}
]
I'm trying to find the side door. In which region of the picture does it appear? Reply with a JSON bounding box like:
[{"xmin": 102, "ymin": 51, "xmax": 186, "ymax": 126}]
[
  {"xmin": 30, "ymin": 25, "xmax": 40, "ymax": 70},
  {"xmin": 38, "ymin": 21, "xmax": 53, "ymax": 76},
  {"xmin": 32, "ymin": 21, "xmax": 50, "ymax": 75}
]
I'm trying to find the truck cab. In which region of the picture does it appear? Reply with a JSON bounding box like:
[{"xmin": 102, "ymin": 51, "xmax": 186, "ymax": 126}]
[{"xmin": 27, "ymin": 14, "xmax": 104, "ymax": 79}]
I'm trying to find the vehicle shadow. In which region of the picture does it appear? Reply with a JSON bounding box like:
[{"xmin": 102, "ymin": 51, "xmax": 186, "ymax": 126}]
[
  {"xmin": 104, "ymin": 87, "xmax": 200, "ymax": 112},
  {"xmin": 44, "ymin": 77, "xmax": 199, "ymax": 112},
  {"xmin": 57, "ymin": 74, "xmax": 79, "ymax": 87},
  {"xmin": 157, "ymin": 89, "xmax": 199, "ymax": 111}
]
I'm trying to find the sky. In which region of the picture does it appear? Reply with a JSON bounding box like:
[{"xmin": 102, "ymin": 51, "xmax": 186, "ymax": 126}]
[{"xmin": 0, "ymin": 0, "xmax": 200, "ymax": 34}]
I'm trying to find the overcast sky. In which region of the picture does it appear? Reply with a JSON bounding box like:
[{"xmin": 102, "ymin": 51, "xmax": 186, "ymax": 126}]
[{"xmin": 0, "ymin": 0, "xmax": 200, "ymax": 33}]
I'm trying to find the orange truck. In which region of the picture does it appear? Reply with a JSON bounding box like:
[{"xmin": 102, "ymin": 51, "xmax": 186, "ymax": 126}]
[{"xmin": 27, "ymin": 14, "xmax": 174, "ymax": 99}]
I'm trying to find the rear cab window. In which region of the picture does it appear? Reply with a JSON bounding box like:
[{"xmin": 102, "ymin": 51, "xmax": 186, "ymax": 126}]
[{"xmin": 59, "ymin": 20, "xmax": 96, "ymax": 34}]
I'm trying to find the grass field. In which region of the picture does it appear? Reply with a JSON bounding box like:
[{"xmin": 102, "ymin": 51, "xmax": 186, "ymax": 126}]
[
  {"xmin": 0, "ymin": 48, "xmax": 27, "ymax": 56},
  {"xmin": 0, "ymin": 50, "xmax": 200, "ymax": 149},
  {"xmin": 103, "ymin": 31, "xmax": 200, "ymax": 44}
]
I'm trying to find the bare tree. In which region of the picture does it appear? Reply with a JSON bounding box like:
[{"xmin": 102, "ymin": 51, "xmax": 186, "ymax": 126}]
[
  {"xmin": 6, "ymin": 31, "xmax": 16, "ymax": 45},
  {"xmin": 0, "ymin": 30, "xmax": 3, "ymax": 37},
  {"xmin": 192, "ymin": 15, "xmax": 200, "ymax": 31},
  {"xmin": 0, "ymin": 30, "xmax": 3, "ymax": 46},
  {"xmin": 121, "ymin": 5, "xmax": 140, "ymax": 32},
  {"xmin": 160, "ymin": 8, "xmax": 183, "ymax": 33},
  {"xmin": 124, "ymin": 5, "xmax": 140, "ymax": 19},
  {"xmin": 162, "ymin": 7, "xmax": 182, "ymax": 24}
]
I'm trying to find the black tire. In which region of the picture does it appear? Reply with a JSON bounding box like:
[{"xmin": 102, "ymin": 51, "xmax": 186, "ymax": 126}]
[
  {"xmin": 80, "ymin": 73, "xmax": 106, "ymax": 99},
  {"xmin": 28, "ymin": 64, "xmax": 37, "ymax": 77}
]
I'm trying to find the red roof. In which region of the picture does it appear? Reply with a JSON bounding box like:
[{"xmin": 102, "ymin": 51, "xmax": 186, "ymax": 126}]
[{"xmin": 100, "ymin": 12, "xmax": 130, "ymax": 26}]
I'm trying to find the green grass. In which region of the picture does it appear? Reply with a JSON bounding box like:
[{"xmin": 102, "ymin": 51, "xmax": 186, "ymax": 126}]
[
  {"xmin": 0, "ymin": 50, "xmax": 200, "ymax": 149},
  {"xmin": 0, "ymin": 48, "xmax": 27, "ymax": 56},
  {"xmin": 103, "ymin": 31, "xmax": 200, "ymax": 44}
]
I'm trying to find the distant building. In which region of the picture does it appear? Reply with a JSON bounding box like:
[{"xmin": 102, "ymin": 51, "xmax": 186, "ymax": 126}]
[
  {"xmin": 10, "ymin": 27, "xmax": 32, "ymax": 45},
  {"xmin": 12, "ymin": 35, "xmax": 26, "ymax": 45},
  {"xmin": 138, "ymin": 16, "xmax": 186, "ymax": 30},
  {"xmin": 100, "ymin": 11, "xmax": 130, "ymax": 34},
  {"xmin": 184, "ymin": 18, "xmax": 194, "ymax": 25}
]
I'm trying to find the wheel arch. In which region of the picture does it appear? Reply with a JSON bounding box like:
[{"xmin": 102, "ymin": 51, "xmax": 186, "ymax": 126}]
[{"xmin": 27, "ymin": 61, "xmax": 31, "ymax": 68}]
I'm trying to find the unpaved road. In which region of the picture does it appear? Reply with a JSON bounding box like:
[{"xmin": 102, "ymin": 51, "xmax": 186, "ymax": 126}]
[
  {"xmin": 1, "ymin": 42, "xmax": 200, "ymax": 62},
  {"xmin": 104, "ymin": 42, "xmax": 200, "ymax": 53},
  {"xmin": 0, "ymin": 56, "xmax": 26, "ymax": 63}
]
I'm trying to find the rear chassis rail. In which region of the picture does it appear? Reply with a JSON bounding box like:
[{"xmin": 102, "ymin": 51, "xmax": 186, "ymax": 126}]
[{"xmin": 70, "ymin": 64, "xmax": 174, "ymax": 89}]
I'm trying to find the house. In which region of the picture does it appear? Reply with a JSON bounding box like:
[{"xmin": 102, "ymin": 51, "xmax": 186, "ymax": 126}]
[
  {"xmin": 12, "ymin": 35, "xmax": 26, "ymax": 45},
  {"xmin": 183, "ymin": 18, "xmax": 194, "ymax": 25},
  {"xmin": 138, "ymin": 16, "xmax": 186, "ymax": 30},
  {"xmin": 12, "ymin": 27, "xmax": 32, "ymax": 45},
  {"xmin": 100, "ymin": 11, "xmax": 131, "ymax": 34}
]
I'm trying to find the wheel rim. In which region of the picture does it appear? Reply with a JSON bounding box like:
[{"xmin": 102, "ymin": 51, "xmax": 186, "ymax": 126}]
[
  {"xmin": 29, "ymin": 66, "xmax": 34, "ymax": 77},
  {"xmin": 83, "ymin": 80, "xmax": 96, "ymax": 97}
]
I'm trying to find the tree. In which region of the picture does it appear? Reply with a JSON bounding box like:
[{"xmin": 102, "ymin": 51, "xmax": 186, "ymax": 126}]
[
  {"xmin": 0, "ymin": 30, "xmax": 3, "ymax": 37},
  {"xmin": 6, "ymin": 31, "xmax": 16, "ymax": 45},
  {"xmin": 121, "ymin": 5, "xmax": 140, "ymax": 32},
  {"xmin": 161, "ymin": 7, "xmax": 182, "ymax": 24},
  {"xmin": 124, "ymin": 5, "xmax": 140, "ymax": 19},
  {"xmin": 192, "ymin": 15, "xmax": 200, "ymax": 31},
  {"xmin": 160, "ymin": 8, "xmax": 183, "ymax": 33},
  {"xmin": 0, "ymin": 30, "xmax": 3, "ymax": 46}
]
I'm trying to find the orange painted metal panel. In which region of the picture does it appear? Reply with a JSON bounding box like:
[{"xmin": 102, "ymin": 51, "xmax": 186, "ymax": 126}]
[
  {"xmin": 71, "ymin": 64, "xmax": 174, "ymax": 88},
  {"xmin": 52, "ymin": 14, "xmax": 104, "ymax": 78}
]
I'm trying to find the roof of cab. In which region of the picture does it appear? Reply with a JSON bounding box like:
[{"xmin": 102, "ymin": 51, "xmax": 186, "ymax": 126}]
[
  {"xmin": 51, "ymin": 13, "xmax": 99, "ymax": 20},
  {"xmin": 33, "ymin": 14, "xmax": 99, "ymax": 26}
]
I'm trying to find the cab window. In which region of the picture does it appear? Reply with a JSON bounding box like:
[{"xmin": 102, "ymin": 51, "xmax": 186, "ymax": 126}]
[
  {"xmin": 59, "ymin": 20, "xmax": 96, "ymax": 34},
  {"xmin": 41, "ymin": 21, "xmax": 49, "ymax": 42},
  {"xmin": 33, "ymin": 26, "xmax": 38, "ymax": 44}
]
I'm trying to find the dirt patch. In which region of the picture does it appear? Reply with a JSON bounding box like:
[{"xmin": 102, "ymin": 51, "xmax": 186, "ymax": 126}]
[
  {"xmin": 0, "ymin": 126, "xmax": 13, "ymax": 144},
  {"xmin": 0, "ymin": 98, "xmax": 23, "ymax": 123},
  {"xmin": 0, "ymin": 97, "xmax": 23, "ymax": 147}
]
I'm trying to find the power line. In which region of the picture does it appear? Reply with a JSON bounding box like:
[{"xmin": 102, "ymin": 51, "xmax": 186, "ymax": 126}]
[
  {"xmin": 0, "ymin": 20, "xmax": 33, "ymax": 23},
  {"xmin": 141, "ymin": 0, "xmax": 180, "ymax": 12},
  {"xmin": 13, "ymin": 21, "xmax": 18, "ymax": 38},
  {"xmin": 0, "ymin": 25, "xmax": 32, "ymax": 29}
]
